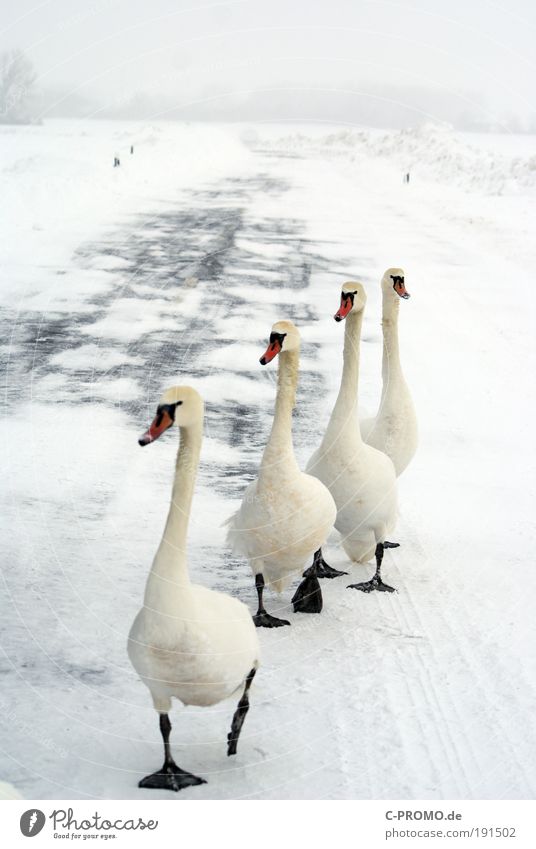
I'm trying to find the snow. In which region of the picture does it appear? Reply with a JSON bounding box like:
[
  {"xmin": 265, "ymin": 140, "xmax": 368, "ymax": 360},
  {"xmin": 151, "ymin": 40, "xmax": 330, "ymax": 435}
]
[
  {"xmin": 1, "ymin": 120, "xmax": 535, "ymax": 800},
  {"xmin": 261, "ymin": 123, "xmax": 536, "ymax": 195}
]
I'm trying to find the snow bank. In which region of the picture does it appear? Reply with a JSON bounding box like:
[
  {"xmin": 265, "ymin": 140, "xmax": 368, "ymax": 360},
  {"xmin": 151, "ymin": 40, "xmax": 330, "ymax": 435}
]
[{"xmin": 261, "ymin": 123, "xmax": 536, "ymax": 195}]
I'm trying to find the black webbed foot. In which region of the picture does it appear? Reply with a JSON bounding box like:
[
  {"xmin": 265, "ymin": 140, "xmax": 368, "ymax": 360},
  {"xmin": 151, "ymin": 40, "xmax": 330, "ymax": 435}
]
[
  {"xmin": 347, "ymin": 542, "xmax": 397, "ymax": 594},
  {"xmin": 304, "ymin": 562, "xmax": 347, "ymax": 579},
  {"xmin": 253, "ymin": 573, "xmax": 290, "ymax": 627},
  {"xmin": 139, "ymin": 762, "xmax": 206, "ymax": 792},
  {"xmin": 314, "ymin": 562, "xmax": 348, "ymax": 579},
  {"xmin": 305, "ymin": 547, "xmax": 347, "ymax": 579},
  {"xmin": 347, "ymin": 575, "xmax": 397, "ymax": 594},
  {"xmin": 253, "ymin": 610, "xmax": 290, "ymax": 628},
  {"xmin": 292, "ymin": 570, "xmax": 323, "ymax": 614}
]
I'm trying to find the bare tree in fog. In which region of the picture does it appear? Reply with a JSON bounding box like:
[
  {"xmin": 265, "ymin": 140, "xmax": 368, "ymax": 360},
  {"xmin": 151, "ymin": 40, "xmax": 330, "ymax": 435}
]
[{"xmin": 0, "ymin": 49, "xmax": 37, "ymax": 124}]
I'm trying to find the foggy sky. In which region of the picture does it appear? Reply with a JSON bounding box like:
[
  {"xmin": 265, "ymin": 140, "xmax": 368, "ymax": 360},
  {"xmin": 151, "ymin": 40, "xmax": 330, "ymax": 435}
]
[{"xmin": 1, "ymin": 0, "xmax": 535, "ymax": 129}]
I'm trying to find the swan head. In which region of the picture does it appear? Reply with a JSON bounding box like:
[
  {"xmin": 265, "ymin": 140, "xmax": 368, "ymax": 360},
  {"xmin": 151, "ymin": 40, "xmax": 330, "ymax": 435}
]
[
  {"xmin": 334, "ymin": 282, "xmax": 367, "ymax": 321},
  {"xmin": 382, "ymin": 267, "xmax": 410, "ymax": 300},
  {"xmin": 138, "ymin": 386, "xmax": 204, "ymax": 446},
  {"xmin": 259, "ymin": 320, "xmax": 300, "ymax": 364}
]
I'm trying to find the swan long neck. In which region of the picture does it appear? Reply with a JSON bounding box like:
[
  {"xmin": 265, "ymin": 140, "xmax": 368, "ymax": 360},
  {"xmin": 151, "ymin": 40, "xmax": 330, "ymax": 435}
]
[
  {"xmin": 143, "ymin": 420, "xmax": 202, "ymax": 609},
  {"xmin": 330, "ymin": 310, "xmax": 364, "ymax": 434},
  {"xmin": 381, "ymin": 292, "xmax": 403, "ymax": 393},
  {"xmin": 260, "ymin": 348, "xmax": 300, "ymax": 479}
]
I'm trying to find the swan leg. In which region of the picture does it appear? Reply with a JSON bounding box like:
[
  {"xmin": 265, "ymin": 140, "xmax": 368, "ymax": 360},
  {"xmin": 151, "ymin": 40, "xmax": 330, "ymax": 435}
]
[
  {"xmin": 227, "ymin": 667, "xmax": 257, "ymax": 756},
  {"xmin": 292, "ymin": 560, "xmax": 324, "ymax": 614},
  {"xmin": 304, "ymin": 547, "xmax": 347, "ymax": 579},
  {"xmin": 252, "ymin": 573, "xmax": 290, "ymax": 628},
  {"xmin": 347, "ymin": 543, "xmax": 397, "ymax": 594},
  {"xmin": 139, "ymin": 713, "xmax": 206, "ymax": 792}
]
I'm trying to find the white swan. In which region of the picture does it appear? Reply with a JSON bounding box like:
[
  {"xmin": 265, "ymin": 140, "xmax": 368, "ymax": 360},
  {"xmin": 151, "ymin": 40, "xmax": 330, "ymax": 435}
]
[
  {"xmin": 227, "ymin": 321, "xmax": 339, "ymax": 628},
  {"xmin": 307, "ymin": 284, "xmax": 399, "ymax": 592},
  {"xmin": 361, "ymin": 268, "xmax": 418, "ymax": 476},
  {"xmin": 128, "ymin": 386, "xmax": 260, "ymax": 792}
]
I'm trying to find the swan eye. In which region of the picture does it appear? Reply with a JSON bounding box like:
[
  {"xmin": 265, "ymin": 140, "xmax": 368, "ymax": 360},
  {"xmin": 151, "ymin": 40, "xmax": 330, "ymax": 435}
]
[
  {"xmin": 156, "ymin": 401, "xmax": 182, "ymax": 424},
  {"xmin": 269, "ymin": 332, "xmax": 287, "ymax": 346}
]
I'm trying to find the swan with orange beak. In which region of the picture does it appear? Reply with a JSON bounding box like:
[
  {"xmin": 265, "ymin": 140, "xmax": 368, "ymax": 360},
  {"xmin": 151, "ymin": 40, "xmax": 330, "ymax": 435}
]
[
  {"xmin": 307, "ymin": 283, "xmax": 400, "ymax": 593},
  {"xmin": 227, "ymin": 320, "xmax": 339, "ymax": 627},
  {"xmin": 129, "ymin": 386, "xmax": 260, "ymax": 791},
  {"xmin": 360, "ymin": 267, "xmax": 418, "ymax": 476}
]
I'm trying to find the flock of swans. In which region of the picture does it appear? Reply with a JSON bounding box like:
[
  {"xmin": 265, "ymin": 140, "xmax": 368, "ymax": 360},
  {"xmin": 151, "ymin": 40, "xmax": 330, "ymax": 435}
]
[{"xmin": 127, "ymin": 267, "xmax": 418, "ymax": 792}]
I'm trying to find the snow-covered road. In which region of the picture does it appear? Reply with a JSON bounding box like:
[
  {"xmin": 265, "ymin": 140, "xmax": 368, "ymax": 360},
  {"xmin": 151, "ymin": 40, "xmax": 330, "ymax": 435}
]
[{"xmin": 1, "ymin": 122, "xmax": 535, "ymax": 799}]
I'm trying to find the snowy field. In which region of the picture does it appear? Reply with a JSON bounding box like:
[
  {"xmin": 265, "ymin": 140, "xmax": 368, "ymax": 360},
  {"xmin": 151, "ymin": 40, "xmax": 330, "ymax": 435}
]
[{"xmin": 1, "ymin": 119, "xmax": 536, "ymax": 800}]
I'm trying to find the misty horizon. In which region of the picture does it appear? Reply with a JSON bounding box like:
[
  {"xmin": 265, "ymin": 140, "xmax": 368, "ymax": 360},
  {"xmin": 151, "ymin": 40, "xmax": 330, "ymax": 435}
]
[{"xmin": 2, "ymin": 0, "xmax": 536, "ymax": 132}]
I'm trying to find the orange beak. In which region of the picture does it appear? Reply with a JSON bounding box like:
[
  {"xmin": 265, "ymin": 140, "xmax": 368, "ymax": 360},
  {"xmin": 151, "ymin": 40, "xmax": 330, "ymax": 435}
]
[
  {"xmin": 394, "ymin": 279, "xmax": 410, "ymax": 299},
  {"xmin": 138, "ymin": 408, "xmax": 174, "ymax": 446},
  {"xmin": 334, "ymin": 293, "xmax": 353, "ymax": 321},
  {"xmin": 260, "ymin": 338, "xmax": 282, "ymax": 365}
]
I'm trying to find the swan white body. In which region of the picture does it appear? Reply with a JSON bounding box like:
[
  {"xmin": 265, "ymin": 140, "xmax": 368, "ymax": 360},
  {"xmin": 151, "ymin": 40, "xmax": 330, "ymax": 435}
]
[
  {"xmin": 128, "ymin": 386, "xmax": 259, "ymax": 715},
  {"xmin": 129, "ymin": 585, "xmax": 258, "ymax": 711},
  {"xmin": 0, "ymin": 781, "xmax": 23, "ymax": 799},
  {"xmin": 307, "ymin": 285, "xmax": 397, "ymax": 563},
  {"xmin": 227, "ymin": 322, "xmax": 336, "ymax": 594},
  {"xmin": 360, "ymin": 268, "xmax": 418, "ymax": 476}
]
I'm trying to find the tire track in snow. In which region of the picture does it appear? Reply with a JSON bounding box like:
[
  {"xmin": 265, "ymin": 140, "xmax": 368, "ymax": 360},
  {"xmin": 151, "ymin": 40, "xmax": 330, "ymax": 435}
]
[
  {"xmin": 391, "ymin": 516, "xmax": 536, "ymax": 798},
  {"xmin": 385, "ymin": 562, "xmax": 475, "ymax": 797}
]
